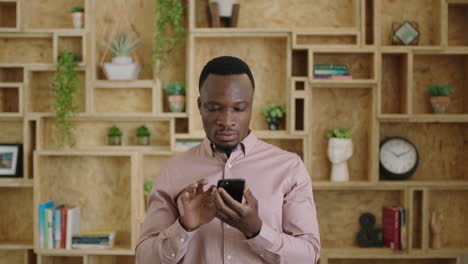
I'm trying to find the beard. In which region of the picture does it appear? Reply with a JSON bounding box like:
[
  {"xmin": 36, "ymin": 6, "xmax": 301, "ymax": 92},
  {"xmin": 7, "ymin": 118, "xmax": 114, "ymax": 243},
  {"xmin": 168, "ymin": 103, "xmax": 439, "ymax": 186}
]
[{"xmin": 214, "ymin": 144, "xmax": 238, "ymax": 158}]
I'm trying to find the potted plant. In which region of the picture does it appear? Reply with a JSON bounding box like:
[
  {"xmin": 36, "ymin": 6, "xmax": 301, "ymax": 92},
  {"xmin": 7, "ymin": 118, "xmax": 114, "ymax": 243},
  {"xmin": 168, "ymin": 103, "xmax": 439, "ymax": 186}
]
[
  {"xmin": 52, "ymin": 51, "xmax": 81, "ymax": 148},
  {"xmin": 136, "ymin": 125, "xmax": 151, "ymax": 146},
  {"xmin": 427, "ymin": 83, "xmax": 455, "ymax": 113},
  {"xmin": 327, "ymin": 128, "xmax": 353, "ymax": 182},
  {"xmin": 261, "ymin": 104, "xmax": 286, "ymax": 130},
  {"xmin": 153, "ymin": 0, "xmax": 186, "ymax": 64},
  {"xmin": 71, "ymin": 6, "xmax": 84, "ymax": 29},
  {"xmin": 108, "ymin": 125, "xmax": 122, "ymax": 145},
  {"xmin": 144, "ymin": 180, "xmax": 154, "ymax": 209},
  {"xmin": 163, "ymin": 82, "xmax": 185, "ymax": 112},
  {"xmin": 103, "ymin": 33, "xmax": 141, "ymax": 80},
  {"xmin": 209, "ymin": 0, "xmax": 238, "ymax": 17}
]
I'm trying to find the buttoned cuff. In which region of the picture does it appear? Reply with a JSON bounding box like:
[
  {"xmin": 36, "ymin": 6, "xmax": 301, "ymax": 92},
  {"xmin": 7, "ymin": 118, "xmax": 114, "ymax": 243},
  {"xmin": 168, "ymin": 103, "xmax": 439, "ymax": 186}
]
[
  {"xmin": 162, "ymin": 217, "xmax": 198, "ymax": 245},
  {"xmin": 246, "ymin": 223, "xmax": 278, "ymax": 252}
]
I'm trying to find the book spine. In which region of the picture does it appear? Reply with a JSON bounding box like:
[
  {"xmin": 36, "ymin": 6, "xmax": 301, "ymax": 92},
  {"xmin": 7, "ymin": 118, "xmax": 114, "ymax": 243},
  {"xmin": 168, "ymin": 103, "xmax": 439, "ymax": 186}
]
[
  {"xmin": 54, "ymin": 208, "xmax": 61, "ymax": 249},
  {"xmin": 39, "ymin": 205, "xmax": 44, "ymax": 249},
  {"xmin": 313, "ymin": 64, "xmax": 347, "ymax": 70},
  {"xmin": 60, "ymin": 207, "xmax": 67, "ymax": 249},
  {"xmin": 313, "ymin": 69, "xmax": 349, "ymax": 75},
  {"xmin": 46, "ymin": 209, "xmax": 53, "ymax": 249}
]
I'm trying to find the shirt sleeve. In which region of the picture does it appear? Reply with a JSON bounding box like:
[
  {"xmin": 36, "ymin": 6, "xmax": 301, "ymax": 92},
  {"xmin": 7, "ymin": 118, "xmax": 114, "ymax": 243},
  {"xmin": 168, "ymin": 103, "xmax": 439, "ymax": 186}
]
[
  {"xmin": 247, "ymin": 156, "xmax": 321, "ymax": 264},
  {"xmin": 136, "ymin": 167, "xmax": 198, "ymax": 264}
]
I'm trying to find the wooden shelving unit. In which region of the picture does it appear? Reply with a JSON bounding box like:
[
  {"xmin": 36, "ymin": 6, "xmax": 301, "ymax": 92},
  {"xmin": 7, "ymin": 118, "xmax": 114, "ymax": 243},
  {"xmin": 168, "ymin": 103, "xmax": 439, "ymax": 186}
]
[{"xmin": 0, "ymin": 0, "xmax": 466, "ymax": 263}]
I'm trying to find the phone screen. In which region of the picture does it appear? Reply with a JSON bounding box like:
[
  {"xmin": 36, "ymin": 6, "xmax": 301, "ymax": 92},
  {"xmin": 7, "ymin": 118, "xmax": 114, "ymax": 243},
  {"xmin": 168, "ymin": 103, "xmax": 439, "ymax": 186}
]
[{"xmin": 217, "ymin": 178, "xmax": 245, "ymax": 203}]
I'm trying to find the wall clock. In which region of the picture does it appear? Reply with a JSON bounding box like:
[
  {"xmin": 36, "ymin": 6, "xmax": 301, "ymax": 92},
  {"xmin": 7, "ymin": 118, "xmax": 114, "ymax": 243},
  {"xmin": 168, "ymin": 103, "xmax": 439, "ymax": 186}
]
[{"xmin": 380, "ymin": 137, "xmax": 419, "ymax": 180}]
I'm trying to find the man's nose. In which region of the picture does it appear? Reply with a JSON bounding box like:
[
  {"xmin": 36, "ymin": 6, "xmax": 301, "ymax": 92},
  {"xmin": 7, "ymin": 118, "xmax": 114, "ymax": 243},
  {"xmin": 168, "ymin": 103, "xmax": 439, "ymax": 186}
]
[{"xmin": 217, "ymin": 109, "xmax": 236, "ymax": 127}]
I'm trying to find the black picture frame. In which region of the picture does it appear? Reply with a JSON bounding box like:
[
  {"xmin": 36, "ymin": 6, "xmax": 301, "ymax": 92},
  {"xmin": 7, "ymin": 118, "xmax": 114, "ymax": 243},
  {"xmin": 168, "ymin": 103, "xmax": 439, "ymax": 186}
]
[{"xmin": 0, "ymin": 144, "xmax": 22, "ymax": 177}]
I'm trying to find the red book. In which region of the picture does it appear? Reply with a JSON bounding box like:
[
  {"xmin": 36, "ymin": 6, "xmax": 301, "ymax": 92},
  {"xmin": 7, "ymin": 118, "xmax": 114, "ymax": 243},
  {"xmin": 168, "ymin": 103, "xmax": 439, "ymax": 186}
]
[
  {"xmin": 383, "ymin": 207, "xmax": 400, "ymax": 251},
  {"xmin": 60, "ymin": 206, "xmax": 68, "ymax": 249}
]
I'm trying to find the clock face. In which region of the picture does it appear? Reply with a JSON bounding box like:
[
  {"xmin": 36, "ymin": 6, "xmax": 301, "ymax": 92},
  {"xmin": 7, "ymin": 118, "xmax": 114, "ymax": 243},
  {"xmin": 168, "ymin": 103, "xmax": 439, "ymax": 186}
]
[{"xmin": 380, "ymin": 138, "xmax": 418, "ymax": 176}]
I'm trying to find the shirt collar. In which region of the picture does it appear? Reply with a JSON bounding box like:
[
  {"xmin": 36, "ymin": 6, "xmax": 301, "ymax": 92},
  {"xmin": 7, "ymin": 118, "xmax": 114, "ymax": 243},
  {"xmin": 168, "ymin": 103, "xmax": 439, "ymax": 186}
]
[{"xmin": 202, "ymin": 130, "xmax": 257, "ymax": 158}]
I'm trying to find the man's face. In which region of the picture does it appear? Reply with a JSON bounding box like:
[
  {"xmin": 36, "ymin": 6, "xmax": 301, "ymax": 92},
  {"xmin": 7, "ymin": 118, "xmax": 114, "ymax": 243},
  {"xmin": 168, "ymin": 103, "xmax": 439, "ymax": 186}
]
[{"xmin": 198, "ymin": 73, "xmax": 253, "ymax": 149}]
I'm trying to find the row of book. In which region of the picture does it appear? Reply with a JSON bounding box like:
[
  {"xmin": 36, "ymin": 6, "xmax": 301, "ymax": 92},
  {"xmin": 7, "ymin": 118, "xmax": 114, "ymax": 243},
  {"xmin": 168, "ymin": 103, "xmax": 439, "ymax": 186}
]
[
  {"xmin": 313, "ymin": 64, "xmax": 353, "ymax": 80},
  {"xmin": 383, "ymin": 206, "xmax": 406, "ymax": 251},
  {"xmin": 39, "ymin": 201, "xmax": 116, "ymax": 249}
]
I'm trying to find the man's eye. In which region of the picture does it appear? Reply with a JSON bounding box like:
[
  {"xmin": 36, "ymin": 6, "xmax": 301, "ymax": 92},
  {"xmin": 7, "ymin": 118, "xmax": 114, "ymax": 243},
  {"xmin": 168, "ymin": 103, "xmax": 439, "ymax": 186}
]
[
  {"xmin": 235, "ymin": 108, "xmax": 246, "ymax": 112},
  {"xmin": 207, "ymin": 107, "xmax": 220, "ymax": 112}
]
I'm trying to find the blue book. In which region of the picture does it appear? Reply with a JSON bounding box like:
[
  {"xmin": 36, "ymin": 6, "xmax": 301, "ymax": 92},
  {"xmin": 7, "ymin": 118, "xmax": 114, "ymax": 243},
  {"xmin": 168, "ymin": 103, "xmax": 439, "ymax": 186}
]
[
  {"xmin": 39, "ymin": 201, "xmax": 55, "ymax": 249},
  {"xmin": 53, "ymin": 205, "xmax": 64, "ymax": 248}
]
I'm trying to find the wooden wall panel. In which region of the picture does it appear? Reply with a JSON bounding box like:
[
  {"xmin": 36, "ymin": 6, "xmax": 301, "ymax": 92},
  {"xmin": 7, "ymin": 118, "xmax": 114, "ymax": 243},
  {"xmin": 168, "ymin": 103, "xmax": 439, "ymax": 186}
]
[
  {"xmin": 0, "ymin": 120, "xmax": 22, "ymax": 143},
  {"xmin": 93, "ymin": 88, "xmax": 152, "ymax": 113},
  {"xmin": 0, "ymin": 38, "xmax": 52, "ymax": 64},
  {"xmin": 23, "ymin": 0, "xmax": 84, "ymax": 29},
  {"xmin": 448, "ymin": 4, "xmax": 468, "ymax": 46},
  {"xmin": 0, "ymin": 88, "xmax": 19, "ymax": 112},
  {"xmin": 0, "ymin": 250, "xmax": 26, "ymax": 264},
  {"xmin": 0, "ymin": 188, "xmax": 33, "ymax": 244},
  {"xmin": 381, "ymin": 54, "xmax": 408, "ymax": 114}
]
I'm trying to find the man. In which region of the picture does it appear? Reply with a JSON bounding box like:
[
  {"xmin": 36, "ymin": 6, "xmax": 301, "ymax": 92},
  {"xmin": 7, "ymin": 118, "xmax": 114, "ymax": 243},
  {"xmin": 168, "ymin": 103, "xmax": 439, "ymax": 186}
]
[{"xmin": 136, "ymin": 56, "xmax": 320, "ymax": 263}]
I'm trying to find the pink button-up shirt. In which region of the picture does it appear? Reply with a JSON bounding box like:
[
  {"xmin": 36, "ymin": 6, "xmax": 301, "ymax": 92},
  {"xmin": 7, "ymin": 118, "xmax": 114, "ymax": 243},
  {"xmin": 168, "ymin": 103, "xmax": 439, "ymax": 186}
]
[{"xmin": 136, "ymin": 132, "xmax": 320, "ymax": 263}]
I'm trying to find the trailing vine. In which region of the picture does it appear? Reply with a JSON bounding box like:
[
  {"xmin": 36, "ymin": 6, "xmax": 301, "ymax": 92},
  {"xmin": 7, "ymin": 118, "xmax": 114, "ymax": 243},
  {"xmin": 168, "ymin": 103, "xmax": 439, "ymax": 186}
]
[{"xmin": 52, "ymin": 51, "xmax": 80, "ymax": 148}]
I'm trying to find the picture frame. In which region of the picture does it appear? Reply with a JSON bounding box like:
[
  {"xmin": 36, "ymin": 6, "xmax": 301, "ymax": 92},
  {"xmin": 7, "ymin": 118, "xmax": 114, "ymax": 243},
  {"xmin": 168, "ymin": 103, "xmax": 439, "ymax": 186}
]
[
  {"xmin": 392, "ymin": 21, "xmax": 420, "ymax": 45},
  {"xmin": 0, "ymin": 144, "xmax": 22, "ymax": 177}
]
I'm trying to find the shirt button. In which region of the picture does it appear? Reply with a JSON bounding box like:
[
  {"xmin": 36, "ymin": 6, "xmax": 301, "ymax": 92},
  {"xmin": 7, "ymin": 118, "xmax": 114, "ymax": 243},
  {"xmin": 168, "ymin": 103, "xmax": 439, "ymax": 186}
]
[
  {"xmin": 227, "ymin": 255, "xmax": 232, "ymax": 260},
  {"xmin": 171, "ymin": 253, "xmax": 175, "ymax": 257},
  {"xmin": 180, "ymin": 238, "xmax": 185, "ymax": 242},
  {"xmin": 260, "ymin": 254, "xmax": 264, "ymax": 257},
  {"xmin": 228, "ymin": 163, "xmax": 232, "ymax": 168}
]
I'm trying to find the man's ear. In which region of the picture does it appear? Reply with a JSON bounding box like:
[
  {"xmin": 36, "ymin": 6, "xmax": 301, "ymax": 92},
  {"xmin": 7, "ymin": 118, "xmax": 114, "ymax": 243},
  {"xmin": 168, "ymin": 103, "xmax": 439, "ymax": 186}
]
[{"xmin": 197, "ymin": 97, "xmax": 201, "ymax": 113}]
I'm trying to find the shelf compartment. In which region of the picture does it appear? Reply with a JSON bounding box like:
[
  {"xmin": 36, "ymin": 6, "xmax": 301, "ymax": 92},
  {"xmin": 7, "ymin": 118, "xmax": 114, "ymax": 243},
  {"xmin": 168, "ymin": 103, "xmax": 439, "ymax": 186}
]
[
  {"xmin": 41, "ymin": 118, "xmax": 171, "ymax": 150},
  {"xmin": 0, "ymin": 36, "xmax": 53, "ymax": 64},
  {"xmin": 262, "ymin": 138, "xmax": 305, "ymax": 161},
  {"xmin": 311, "ymin": 87, "xmax": 373, "ymax": 182},
  {"xmin": 313, "ymin": 52, "xmax": 374, "ymax": 80},
  {"xmin": 380, "ymin": 0, "xmax": 442, "ymax": 46},
  {"xmin": 0, "ymin": 119, "xmax": 22, "ymax": 143},
  {"xmin": 23, "ymin": 0, "xmax": 85, "ymax": 30},
  {"xmin": 411, "ymin": 189, "xmax": 424, "ymax": 250},
  {"xmin": 314, "ymin": 189, "xmax": 404, "ymax": 249},
  {"xmin": 175, "ymin": 117, "xmax": 188, "ymax": 134},
  {"xmin": 57, "ymin": 36, "xmax": 84, "ymax": 64},
  {"xmin": 0, "ymin": 187, "xmax": 33, "ymax": 246},
  {"xmin": 95, "ymin": 0, "xmax": 154, "ymax": 80},
  {"xmin": 40, "ymin": 255, "xmax": 83, "ymax": 264},
  {"xmin": 190, "ymin": 36, "xmax": 288, "ymax": 132},
  {"xmin": 293, "ymin": 97, "xmax": 305, "ymax": 132},
  {"xmin": 93, "ymin": 87, "xmax": 152, "ymax": 113},
  {"xmin": 381, "ymin": 53, "xmax": 409, "ymax": 114},
  {"xmin": 0, "ymin": 250, "xmax": 34, "ymax": 264},
  {"xmin": 364, "ymin": 0, "xmax": 374, "ymax": 45},
  {"xmin": 86, "ymin": 255, "xmax": 135, "ymax": 264},
  {"xmin": 292, "ymin": 50, "xmax": 309, "ymax": 77},
  {"xmin": 413, "ymin": 54, "xmax": 468, "ymax": 114},
  {"xmin": 380, "ymin": 123, "xmax": 468, "ymax": 181},
  {"xmin": 0, "ymin": 66, "xmax": 23, "ymax": 82},
  {"xmin": 35, "ymin": 153, "xmax": 135, "ymax": 251},
  {"xmin": 0, "ymin": 1, "xmax": 18, "ymax": 30},
  {"xmin": 448, "ymin": 2, "xmax": 468, "ymax": 47},
  {"xmin": 0, "ymin": 85, "xmax": 20, "ymax": 113},
  {"xmin": 428, "ymin": 188, "xmax": 468, "ymax": 250},
  {"xmin": 328, "ymin": 258, "xmax": 457, "ymax": 264},
  {"xmin": 27, "ymin": 70, "xmax": 86, "ymax": 113},
  {"xmin": 193, "ymin": 0, "xmax": 358, "ymax": 29},
  {"xmin": 294, "ymin": 32, "xmax": 358, "ymax": 47}
]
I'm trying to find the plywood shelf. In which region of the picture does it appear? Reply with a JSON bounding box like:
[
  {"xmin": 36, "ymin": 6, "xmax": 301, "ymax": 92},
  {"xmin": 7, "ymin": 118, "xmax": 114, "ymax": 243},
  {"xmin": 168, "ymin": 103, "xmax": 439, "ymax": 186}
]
[
  {"xmin": 94, "ymin": 80, "xmax": 155, "ymax": 88},
  {"xmin": 35, "ymin": 247, "xmax": 134, "ymax": 256},
  {"xmin": 0, "ymin": 178, "xmax": 33, "ymax": 187},
  {"xmin": 0, "ymin": 244, "xmax": 32, "ymax": 250},
  {"xmin": 310, "ymin": 79, "xmax": 377, "ymax": 88}
]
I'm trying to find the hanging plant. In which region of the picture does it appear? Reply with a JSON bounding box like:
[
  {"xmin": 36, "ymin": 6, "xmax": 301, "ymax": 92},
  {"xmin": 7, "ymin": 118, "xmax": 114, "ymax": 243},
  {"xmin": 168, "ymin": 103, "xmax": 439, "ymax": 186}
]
[
  {"xmin": 52, "ymin": 51, "xmax": 80, "ymax": 148},
  {"xmin": 153, "ymin": 0, "xmax": 186, "ymax": 64}
]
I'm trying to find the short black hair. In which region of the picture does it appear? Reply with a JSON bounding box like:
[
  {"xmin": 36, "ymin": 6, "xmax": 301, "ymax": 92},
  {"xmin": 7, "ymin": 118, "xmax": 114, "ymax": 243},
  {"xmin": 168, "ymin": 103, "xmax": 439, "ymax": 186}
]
[{"xmin": 199, "ymin": 56, "xmax": 255, "ymax": 91}]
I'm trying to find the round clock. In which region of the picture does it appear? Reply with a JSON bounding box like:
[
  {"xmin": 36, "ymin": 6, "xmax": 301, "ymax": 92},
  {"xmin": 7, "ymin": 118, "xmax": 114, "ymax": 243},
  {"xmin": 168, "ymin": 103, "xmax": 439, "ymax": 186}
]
[{"xmin": 379, "ymin": 137, "xmax": 419, "ymax": 180}]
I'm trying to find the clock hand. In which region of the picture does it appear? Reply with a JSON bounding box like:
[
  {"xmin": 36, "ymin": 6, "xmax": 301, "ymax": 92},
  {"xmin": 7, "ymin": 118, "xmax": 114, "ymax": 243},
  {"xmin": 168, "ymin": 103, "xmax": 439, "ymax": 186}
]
[{"xmin": 397, "ymin": 149, "xmax": 411, "ymax": 158}]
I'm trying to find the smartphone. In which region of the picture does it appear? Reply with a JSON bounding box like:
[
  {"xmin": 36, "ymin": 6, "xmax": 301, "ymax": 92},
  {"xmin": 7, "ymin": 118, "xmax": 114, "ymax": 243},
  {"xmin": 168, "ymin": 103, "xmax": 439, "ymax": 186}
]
[{"xmin": 217, "ymin": 178, "xmax": 245, "ymax": 203}]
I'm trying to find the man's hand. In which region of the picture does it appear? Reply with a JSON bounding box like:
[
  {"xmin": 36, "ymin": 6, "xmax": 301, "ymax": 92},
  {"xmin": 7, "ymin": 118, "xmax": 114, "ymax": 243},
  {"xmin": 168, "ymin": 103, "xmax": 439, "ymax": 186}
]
[
  {"xmin": 180, "ymin": 179, "xmax": 216, "ymax": 232},
  {"xmin": 213, "ymin": 185, "xmax": 262, "ymax": 239}
]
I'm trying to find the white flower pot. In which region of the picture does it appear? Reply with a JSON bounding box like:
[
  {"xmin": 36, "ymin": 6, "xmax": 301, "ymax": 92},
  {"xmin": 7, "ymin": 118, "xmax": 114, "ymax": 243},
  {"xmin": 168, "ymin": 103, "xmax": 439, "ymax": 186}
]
[
  {"xmin": 328, "ymin": 138, "xmax": 353, "ymax": 182},
  {"xmin": 72, "ymin": 12, "xmax": 84, "ymax": 29},
  {"xmin": 103, "ymin": 56, "xmax": 141, "ymax": 80},
  {"xmin": 209, "ymin": 0, "xmax": 238, "ymax": 17}
]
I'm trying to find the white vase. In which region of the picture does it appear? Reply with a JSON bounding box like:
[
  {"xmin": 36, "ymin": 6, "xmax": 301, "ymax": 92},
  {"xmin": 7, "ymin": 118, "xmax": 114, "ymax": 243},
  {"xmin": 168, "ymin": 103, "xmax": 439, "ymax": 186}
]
[
  {"xmin": 209, "ymin": 0, "xmax": 238, "ymax": 17},
  {"xmin": 328, "ymin": 138, "xmax": 353, "ymax": 182},
  {"xmin": 72, "ymin": 12, "xmax": 84, "ymax": 29},
  {"xmin": 103, "ymin": 56, "xmax": 141, "ymax": 80}
]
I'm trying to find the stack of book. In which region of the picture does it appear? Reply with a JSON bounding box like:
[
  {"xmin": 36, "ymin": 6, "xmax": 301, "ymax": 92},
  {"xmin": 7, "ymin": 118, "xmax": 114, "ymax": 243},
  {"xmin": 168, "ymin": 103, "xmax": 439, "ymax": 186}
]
[
  {"xmin": 313, "ymin": 64, "xmax": 352, "ymax": 80},
  {"xmin": 383, "ymin": 206, "xmax": 406, "ymax": 251},
  {"xmin": 72, "ymin": 231, "xmax": 116, "ymax": 249},
  {"xmin": 38, "ymin": 201, "xmax": 80, "ymax": 249}
]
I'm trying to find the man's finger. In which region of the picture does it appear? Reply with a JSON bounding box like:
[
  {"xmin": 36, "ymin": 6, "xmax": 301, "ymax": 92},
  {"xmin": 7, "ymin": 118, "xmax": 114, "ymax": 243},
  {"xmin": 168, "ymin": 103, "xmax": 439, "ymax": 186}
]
[
  {"xmin": 213, "ymin": 188, "xmax": 240, "ymax": 219},
  {"xmin": 218, "ymin": 187, "xmax": 246, "ymax": 216},
  {"xmin": 243, "ymin": 187, "xmax": 257, "ymax": 206}
]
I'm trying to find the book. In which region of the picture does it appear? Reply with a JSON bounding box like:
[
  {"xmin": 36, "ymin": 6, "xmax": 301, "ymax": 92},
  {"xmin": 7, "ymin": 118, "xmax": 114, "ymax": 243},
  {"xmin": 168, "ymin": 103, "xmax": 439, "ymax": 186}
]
[
  {"xmin": 400, "ymin": 208, "xmax": 406, "ymax": 250},
  {"xmin": 71, "ymin": 243, "xmax": 112, "ymax": 249},
  {"xmin": 60, "ymin": 206, "xmax": 68, "ymax": 249},
  {"xmin": 314, "ymin": 75, "xmax": 353, "ymax": 80},
  {"xmin": 313, "ymin": 64, "xmax": 347, "ymax": 70},
  {"xmin": 313, "ymin": 69, "xmax": 349, "ymax": 75},
  {"xmin": 65, "ymin": 207, "xmax": 80, "ymax": 250},
  {"xmin": 45, "ymin": 207, "xmax": 54, "ymax": 248},
  {"xmin": 53, "ymin": 204, "xmax": 64, "ymax": 249},
  {"xmin": 38, "ymin": 201, "xmax": 55, "ymax": 249},
  {"xmin": 383, "ymin": 207, "xmax": 400, "ymax": 251}
]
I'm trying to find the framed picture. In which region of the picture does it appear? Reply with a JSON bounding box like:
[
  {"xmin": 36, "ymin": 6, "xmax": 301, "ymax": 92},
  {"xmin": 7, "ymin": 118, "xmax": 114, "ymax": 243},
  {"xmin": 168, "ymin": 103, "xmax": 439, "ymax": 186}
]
[
  {"xmin": 392, "ymin": 21, "xmax": 420, "ymax": 45},
  {"xmin": 0, "ymin": 144, "xmax": 22, "ymax": 177}
]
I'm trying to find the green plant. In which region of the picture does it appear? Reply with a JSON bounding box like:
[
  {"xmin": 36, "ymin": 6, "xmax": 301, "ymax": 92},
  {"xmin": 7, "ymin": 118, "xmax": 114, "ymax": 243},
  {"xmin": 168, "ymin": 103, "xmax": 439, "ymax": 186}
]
[
  {"xmin": 144, "ymin": 180, "xmax": 154, "ymax": 196},
  {"xmin": 137, "ymin": 125, "xmax": 151, "ymax": 137},
  {"xmin": 163, "ymin": 82, "xmax": 185, "ymax": 95},
  {"xmin": 107, "ymin": 33, "xmax": 141, "ymax": 57},
  {"xmin": 327, "ymin": 128, "xmax": 352, "ymax": 139},
  {"xmin": 428, "ymin": 83, "xmax": 455, "ymax": 97},
  {"xmin": 153, "ymin": 0, "xmax": 186, "ymax": 63},
  {"xmin": 52, "ymin": 51, "xmax": 80, "ymax": 148},
  {"xmin": 108, "ymin": 125, "xmax": 122, "ymax": 137},
  {"xmin": 261, "ymin": 104, "xmax": 286, "ymax": 119},
  {"xmin": 71, "ymin": 6, "xmax": 84, "ymax": 13}
]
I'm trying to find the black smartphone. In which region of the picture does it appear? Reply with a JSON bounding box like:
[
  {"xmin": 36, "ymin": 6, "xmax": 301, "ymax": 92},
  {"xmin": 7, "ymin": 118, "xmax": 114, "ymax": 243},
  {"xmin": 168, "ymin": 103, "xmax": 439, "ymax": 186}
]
[{"xmin": 217, "ymin": 178, "xmax": 245, "ymax": 203}]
